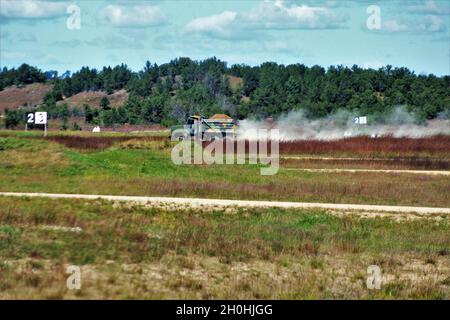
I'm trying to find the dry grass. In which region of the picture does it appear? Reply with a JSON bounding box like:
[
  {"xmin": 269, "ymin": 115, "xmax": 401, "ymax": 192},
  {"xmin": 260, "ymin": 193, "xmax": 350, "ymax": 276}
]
[
  {"xmin": 204, "ymin": 135, "xmax": 450, "ymax": 157},
  {"xmin": 56, "ymin": 89, "xmax": 128, "ymax": 109},
  {"xmin": 1, "ymin": 132, "xmax": 448, "ymax": 300},
  {"xmin": 2, "ymin": 252, "xmax": 449, "ymax": 299},
  {"xmin": 3, "ymin": 132, "xmax": 450, "ymax": 157},
  {"xmin": 74, "ymin": 174, "xmax": 450, "ymax": 207},
  {"xmin": 227, "ymin": 75, "xmax": 243, "ymax": 92},
  {"xmin": 0, "ymin": 83, "xmax": 53, "ymax": 112},
  {"xmin": 278, "ymin": 135, "xmax": 450, "ymax": 155},
  {"xmin": 0, "ymin": 197, "xmax": 448, "ymax": 299}
]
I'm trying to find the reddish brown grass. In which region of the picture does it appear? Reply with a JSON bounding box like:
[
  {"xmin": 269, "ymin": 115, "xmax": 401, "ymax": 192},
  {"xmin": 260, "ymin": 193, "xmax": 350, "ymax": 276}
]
[
  {"xmin": 203, "ymin": 135, "xmax": 450, "ymax": 156},
  {"xmin": 0, "ymin": 83, "xmax": 53, "ymax": 112},
  {"xmin": 56, "ymin": 89, "xmax": 128, "ymax": 109},
  {"xmin": 280, "ymin": 136, "xmax": 450, "ymax": 155},
  {"xmin": 281, "ymin": 158, "xmax": 450, "ymax": 170}
]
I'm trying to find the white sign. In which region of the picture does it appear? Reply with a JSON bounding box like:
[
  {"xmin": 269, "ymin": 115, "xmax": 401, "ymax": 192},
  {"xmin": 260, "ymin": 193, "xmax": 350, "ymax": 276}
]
[
  {"xmin": 35, "ymin": 112, "xmax": 47, "ymax": 125},
  {"xmin": 353, "ymin": 116, "xmax": 367, "ymax": 125},
  {"xmin": 27, "ymin": 113, "xmax": 35, "ymax": 124}
]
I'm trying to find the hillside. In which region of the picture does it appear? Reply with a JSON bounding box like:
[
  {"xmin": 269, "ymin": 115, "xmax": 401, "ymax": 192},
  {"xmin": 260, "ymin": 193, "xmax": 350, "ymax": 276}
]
[
  {"xmin": 56, "ymin": 89, "xmax": 129, "ymax": 109},
  {"xmin": 227, "ymin": 75, "xmax": 243, "ymax": 92},
  {"xmin": 0, "ymin": 83, "xmax": 129, "ymax": 115},
  {"xmin": 0, "ymin": 83, "xmax": 53, "ymax": 113}
]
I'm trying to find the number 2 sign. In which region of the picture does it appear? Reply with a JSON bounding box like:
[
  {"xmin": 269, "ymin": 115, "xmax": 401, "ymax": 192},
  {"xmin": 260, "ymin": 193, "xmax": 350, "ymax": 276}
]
[{"xmin": 27, "ymin": 113, "xmax": 35, "ymax": 124}]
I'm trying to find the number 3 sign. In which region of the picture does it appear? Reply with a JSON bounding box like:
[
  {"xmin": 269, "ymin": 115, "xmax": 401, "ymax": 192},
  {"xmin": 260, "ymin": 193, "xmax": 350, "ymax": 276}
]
[{"xmin": 35, "ymin": 112, "xmax": 48, "ymax": 125}]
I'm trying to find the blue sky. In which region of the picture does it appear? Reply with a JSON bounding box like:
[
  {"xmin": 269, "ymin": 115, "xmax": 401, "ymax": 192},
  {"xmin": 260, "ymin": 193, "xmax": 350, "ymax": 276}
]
[{"xmin": 0, "ymin": 0, "xmax": 449, "ymax": 75}]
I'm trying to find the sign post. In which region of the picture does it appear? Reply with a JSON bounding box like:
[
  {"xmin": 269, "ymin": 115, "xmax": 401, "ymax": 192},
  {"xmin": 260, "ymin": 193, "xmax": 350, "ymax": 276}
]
[
  {"xmin": 34, "ymin": 112, "xmax": 48, "ymax": 136},
  {"xmin": 26, "ymin": 112, "xmax": 35, "ymax": 132}
]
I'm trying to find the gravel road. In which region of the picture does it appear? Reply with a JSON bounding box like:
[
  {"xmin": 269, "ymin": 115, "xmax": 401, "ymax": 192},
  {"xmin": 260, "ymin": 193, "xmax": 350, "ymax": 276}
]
[{"xmin": 1, "ymin": 192, "xmax": 449, "ymax": 214}]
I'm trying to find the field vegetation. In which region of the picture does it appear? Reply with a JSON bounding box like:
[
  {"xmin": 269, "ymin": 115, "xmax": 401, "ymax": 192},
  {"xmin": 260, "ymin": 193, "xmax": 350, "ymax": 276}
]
[
  {"xmin": 0, "ymin": 196, "xmax": 449, "ymax": 299},
  {"xmin": 0, "ymin": 131, "xmax": 449, "ymax": 300},
  {"xmin": 3, "ymin": 130, "xmax": 449, "ymax": 156},
  {"xmin": 204, "ymin": 135, "xmax": 450, "ymax": 158},
  {"xmin": 0, "ymin": 133, "xmax": 449, "ymax": 207}
]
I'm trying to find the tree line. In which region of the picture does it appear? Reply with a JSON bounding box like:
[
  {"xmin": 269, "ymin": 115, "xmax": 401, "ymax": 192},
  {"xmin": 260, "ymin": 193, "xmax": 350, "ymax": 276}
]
[
  {"xmin": 1, "ymin": 58, "xmax": 449, "ymax": 129},
  {"xmin": 0, "ymin": 64, "xmax": 47, "ymax": 90}
]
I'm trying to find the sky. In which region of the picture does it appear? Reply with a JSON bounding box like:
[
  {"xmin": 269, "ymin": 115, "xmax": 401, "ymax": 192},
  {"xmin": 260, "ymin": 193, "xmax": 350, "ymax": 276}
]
[{"xmin": 0, "ymin": 0, "xmax": 449, "ymax": 76}]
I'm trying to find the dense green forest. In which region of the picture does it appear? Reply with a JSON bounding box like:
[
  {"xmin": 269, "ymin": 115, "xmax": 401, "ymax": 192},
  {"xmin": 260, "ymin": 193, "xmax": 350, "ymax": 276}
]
[
  {"xmin": 1, "ymin": 58, "xmax": 449, "ymax": 128},
  {"xmin": 0, "ymin": 64, "xmax": 47, "ymax": 89}
]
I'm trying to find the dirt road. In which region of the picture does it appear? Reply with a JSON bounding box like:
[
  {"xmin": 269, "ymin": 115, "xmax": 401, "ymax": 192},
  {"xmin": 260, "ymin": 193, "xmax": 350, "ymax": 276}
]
[{"xmin": 1, "ymin": 192, "xmax": 449, "ymax": 214}]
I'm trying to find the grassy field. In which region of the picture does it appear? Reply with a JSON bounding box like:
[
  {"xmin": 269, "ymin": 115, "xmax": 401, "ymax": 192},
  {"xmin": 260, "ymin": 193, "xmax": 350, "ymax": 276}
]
[
  {"xmin": 0, "ymin": 133, "xmax": 449, "ymax": 207},
  {"xmin": 0, "ymin": 196, "xmax": 449, "ymax": 299},
  {"xmin": 1, "ymin": 131, "xmax": 449, "ymax": 300}
]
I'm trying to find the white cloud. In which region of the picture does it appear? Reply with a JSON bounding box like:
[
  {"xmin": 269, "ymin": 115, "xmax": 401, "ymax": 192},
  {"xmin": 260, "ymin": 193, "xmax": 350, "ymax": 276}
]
[
  {"xmin": 362, "ymin": 60, "xmax": 385, "ymax": 70},
  {"xmin": 186, "ymin": 11, "xmax": 237, "ymax": 34},
  {"xmin": 184, "ymin": 1, "xmax": 348, "ymax": 39},
  {"xmin": 98, "ymin": 5, "xmax": 167, "ymax": 28},
  {"xmin": 185, "ymin": 11, "xmax": 257, "ymax": 40},
  {"xmin": 418, "ymin": 15, "xmax": 447, "ymax": 32},
  {"xmin": 382, "ymin": 20, "xmax": 409, "ymax": 32},
  {"xmin": 380, "ymin": 15, "xmax": 446, "ymax": 33},
  {"xmin": 407, "ymin": 0, "xmax": 450, "ymax": 15},
  {"xmin": 246, "ymin": 2, "xmax": 347, "ymax": 29},
  {"xmin": 0, "ymin": 0, "xmax": 68, "ymax": 19}
]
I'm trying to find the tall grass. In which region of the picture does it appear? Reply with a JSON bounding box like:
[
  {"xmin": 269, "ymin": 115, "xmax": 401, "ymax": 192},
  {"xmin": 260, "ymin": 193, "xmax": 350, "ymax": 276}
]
[
  {"xmin": 278, "ymin": 135, "xmax": 450, "ymax": 155},
  {"xmin": 0, "ymin": 197, "xmax": 449, "ymax": 299},
  {"xmin": 3, "ymin": 132, "xmax": 450, "ymax": 155},
  {"xmin": 203, "ymin": 135, "xmax": 450, "ymax": 156}
]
